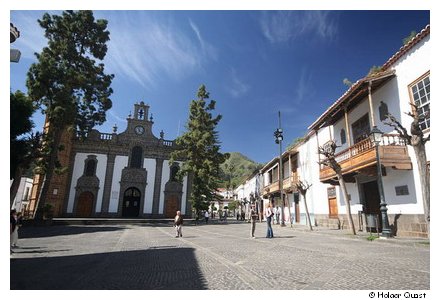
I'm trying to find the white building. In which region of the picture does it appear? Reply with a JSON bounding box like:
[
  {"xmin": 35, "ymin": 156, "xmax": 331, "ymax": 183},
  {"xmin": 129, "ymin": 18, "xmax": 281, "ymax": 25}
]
[
  {"xmin": 257, "ymin": 25, "xmax": 430, "ymax": 237},
  {"xmin": 11, "ymin": 177, "xmax": 33, "ymax": 213}
]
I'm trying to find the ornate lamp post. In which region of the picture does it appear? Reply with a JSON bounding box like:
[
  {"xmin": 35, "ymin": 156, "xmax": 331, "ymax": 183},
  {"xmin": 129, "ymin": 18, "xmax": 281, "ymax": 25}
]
[
  {"xmin": 369, "ymin": 126, "xmax": 392, "ymax": 238},
  {"xmin": 274, "ymin": 111, "xmax": 285, "ymax": 226}
]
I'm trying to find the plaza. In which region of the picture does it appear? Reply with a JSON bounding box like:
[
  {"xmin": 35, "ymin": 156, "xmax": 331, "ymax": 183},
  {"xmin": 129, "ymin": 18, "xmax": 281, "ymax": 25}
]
[{"xmin": 10, "ymin": 220, "xmax": 429, "ymax": 290}]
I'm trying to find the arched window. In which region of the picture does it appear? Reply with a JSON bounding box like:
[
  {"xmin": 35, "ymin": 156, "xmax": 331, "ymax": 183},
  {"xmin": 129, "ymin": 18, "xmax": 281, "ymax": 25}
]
[
  {"xmin": 170, "ymin": 165, "xmax": 179, "ymax": 182},
  {"xmin": 379, "ymin": 101, "xmax": 389, "ymax": 121},
  {"xmin": 130, "ymin": 146, "xmax": 143, "ymax": 168},
  {"xmin": 340, "ymin": 129, "xmax": 346, "ymax": 145},
  {"xmin": 85, "ymin": 160, "xmax": 97, "ymax": 176}
]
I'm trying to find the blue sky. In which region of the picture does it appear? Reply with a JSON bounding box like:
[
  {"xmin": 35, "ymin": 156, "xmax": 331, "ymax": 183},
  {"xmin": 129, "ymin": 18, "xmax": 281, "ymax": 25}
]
[{"xmin": 10, "ymin": 10, "xmax": 430, "ymax": 163}]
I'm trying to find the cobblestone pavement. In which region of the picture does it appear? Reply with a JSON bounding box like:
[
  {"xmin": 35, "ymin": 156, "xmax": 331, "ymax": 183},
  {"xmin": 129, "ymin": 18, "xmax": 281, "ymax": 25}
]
[{"xmin": 10, "ymin": 221, "xmax": 430, "ymax": 290}]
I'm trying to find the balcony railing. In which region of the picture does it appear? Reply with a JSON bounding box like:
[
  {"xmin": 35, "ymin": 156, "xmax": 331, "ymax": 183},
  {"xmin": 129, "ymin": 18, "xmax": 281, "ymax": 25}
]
[
  {"xmin": 319, "ymin": 134, "xmax": 411, "ymax": 182},
  {"xmin": 262, "ymin": 172, "xmax": 300, "ymax": 196}
]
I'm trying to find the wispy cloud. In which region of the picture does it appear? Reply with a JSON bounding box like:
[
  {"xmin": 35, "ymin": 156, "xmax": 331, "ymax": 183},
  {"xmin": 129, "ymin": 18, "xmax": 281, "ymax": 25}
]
[
  {"xmin": 228, "ymin": 68, "xmax": 250, "ymax": 98},
  {"xmin": 108, "ymin": 110, "xmax": 126, "ymax": 123},
  {"xmin": 295, "ymin": 68, "xmax": 313, "ymax": 104},
  {"xmin": 102, "ymin": 12, "xmax": 215, "ymax": 89},
  {"xmin": 12, "ymin": 11, "xmax": 218, "ymax": 90},
  {"xmin": 260, "ymin": 11, "xmax": 338, "ymax": 44},
  {"xmin": 189, "ymin": 19, "xmax": 218, "ymax": 61},
  {"xmin": 10, "ymin": 11, "xmax": 48, "ymax": 59}
]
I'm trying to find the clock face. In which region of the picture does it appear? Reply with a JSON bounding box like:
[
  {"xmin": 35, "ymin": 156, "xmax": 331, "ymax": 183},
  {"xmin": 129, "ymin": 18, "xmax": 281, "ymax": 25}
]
[{"xmin": 134, "ymin": 126, "xmax": 144, "ymax": 135}]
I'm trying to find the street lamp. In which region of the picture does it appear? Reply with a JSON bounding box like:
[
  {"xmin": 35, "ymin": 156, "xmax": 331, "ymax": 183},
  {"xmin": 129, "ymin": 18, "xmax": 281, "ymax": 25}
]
[
  {"xmin": 274, "ymin": 111, "xmax": 285, "ymax": 226},
  {"xmin": 369, "ymin": 126, "xmax": 392, "ymax": 238}
]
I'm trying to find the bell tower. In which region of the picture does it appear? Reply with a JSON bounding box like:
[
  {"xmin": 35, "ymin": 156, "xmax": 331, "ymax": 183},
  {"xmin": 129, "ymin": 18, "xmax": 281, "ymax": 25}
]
[
  {"xmin": 134, "ymin": 101, "xmax": 149, "ymax": 121},
  {"xmin": 127, "ymin": 101, "xmax": 155, "ymax": 138}
]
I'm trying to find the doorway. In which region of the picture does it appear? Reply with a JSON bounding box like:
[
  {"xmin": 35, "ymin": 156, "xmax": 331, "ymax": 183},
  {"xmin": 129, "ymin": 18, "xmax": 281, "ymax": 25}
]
[
  {"xmin": 362, "ymin": 180, "xmax": 381, "ymax": 230},
  {"xmin": 165, "ymin": 195, "xmax": 179, "ymax": 218},
  {"xmin": 122, "ymin": 187, "xmax": 141, "ymax": 217},
  {"xmin": 77, "ymin": 191, "xmax": 94, "ymax": 217}
]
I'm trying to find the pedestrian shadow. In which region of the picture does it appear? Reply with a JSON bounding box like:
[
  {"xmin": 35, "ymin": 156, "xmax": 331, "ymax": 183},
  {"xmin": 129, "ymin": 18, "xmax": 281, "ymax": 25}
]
[
  {"xmin": 272, "ymin": 236, "xmax": 297, "ymax": 239},
  {"xmin": 19, "ymin": 225, "xmax": 126, "ymax": 239},
  {"xmin": 11, "ymin": 247, "xmax": 207, "ymax": 290}
]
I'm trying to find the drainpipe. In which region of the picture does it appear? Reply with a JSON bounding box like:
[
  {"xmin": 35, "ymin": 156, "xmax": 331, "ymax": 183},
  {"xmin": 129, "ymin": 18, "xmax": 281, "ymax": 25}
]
[
  {"xmin": 367, "ymin": 81, "xmax": 376, "ymax": 127},
  {"xmin": 344, "ymin": 106, "xmax": 352, "ymax": 148}
]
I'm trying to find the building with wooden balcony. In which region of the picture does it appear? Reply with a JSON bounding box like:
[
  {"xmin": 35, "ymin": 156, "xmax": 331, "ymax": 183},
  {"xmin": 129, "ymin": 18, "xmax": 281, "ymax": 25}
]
[
  {"xmin": 308, "ymin": 25, "xmax": 430, "ymax": 237},
  {"xmin": 27, "ymin": 102, "xmax": 192, "ymax": 219},
  {"xmin": 241, "ymin": 25, "xmax": 430, "ymax": 237},
  {"xmin": 260, "ymin": 147, "xmax": 302, "ymax": 223}
]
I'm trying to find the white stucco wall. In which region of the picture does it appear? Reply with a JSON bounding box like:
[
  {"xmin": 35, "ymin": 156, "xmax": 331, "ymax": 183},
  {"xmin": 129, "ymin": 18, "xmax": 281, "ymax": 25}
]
[
  {"xmin": 181, "ymin": 173, "xmax": 188, "ymax": 215},
  {"xmin": 108, "ymin": 155, "xmax": 128, "ymax": 213},
  {"xmin": 158, "ymin": 159, "xmax": 171, "ymax": 214},
  {"xmin": 143, "ymin": 158, "xmax": 156, "ymax": 214}
]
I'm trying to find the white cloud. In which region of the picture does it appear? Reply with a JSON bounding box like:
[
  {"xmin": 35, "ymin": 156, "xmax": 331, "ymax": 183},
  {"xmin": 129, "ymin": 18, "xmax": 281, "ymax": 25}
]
[
  {"xmin": 260, "ymin": 11, "xmax": 338, "ymax": 44},
  {"xmin": 11, "ymin": 11, "xmax": 218, "ymax": 90},
  {"xmin": 189, "ymin": 19, "xmax": 218, "ymax": 61},
  {"xmin": 10, "ymin": 11, "xmax": 48, "ymax": 59},
  {"xmin": 295, "ymin": 68, "xmax": 313, "ymax": 104},
  {"xmin": 228, "ymin": 68, "xmax": 250, "ymax": 98},
  {"xmin": 101, "ymin": 12, "xmax": 217, "ymax": 90}
]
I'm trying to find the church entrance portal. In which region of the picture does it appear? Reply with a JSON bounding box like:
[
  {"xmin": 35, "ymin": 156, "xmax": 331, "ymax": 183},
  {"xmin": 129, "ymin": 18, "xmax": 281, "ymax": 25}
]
[
  {"xmin": 122, "ymin": 187, "xmax": 141, "ymax": 217},
  {"xmin": 165, "ymin": 195, "xmax": 179, "ymax": 218},
  {"xmin": 76, "ymin": 191, "xmax": 94, "ymax": 217}
]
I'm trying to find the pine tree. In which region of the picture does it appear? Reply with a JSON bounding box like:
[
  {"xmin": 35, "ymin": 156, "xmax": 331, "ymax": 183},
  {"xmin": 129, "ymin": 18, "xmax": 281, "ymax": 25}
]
[
  {"xmin": 171, "ymin": 85, "xmax": 229, "ymax": 216},
  {"xmin": 26, "ymin": 11, "xmax": 114, "ymax": 219}
]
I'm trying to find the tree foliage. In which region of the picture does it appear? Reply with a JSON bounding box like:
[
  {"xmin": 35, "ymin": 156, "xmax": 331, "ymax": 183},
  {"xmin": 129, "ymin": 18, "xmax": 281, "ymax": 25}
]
[
  {"xmin": 26, "ymin": 10, "xmax": 114, "ymax": 218},
  {"xmin": 402, "ymin": 31, "xmax": 417, "ymax": 46},
  {"xmin": 170, "ymin": 85, "xmax": 229, "ymax": 214},
  {"xmin": 10, "ymin": 91, "xmax": 43, "ymax": 206}
]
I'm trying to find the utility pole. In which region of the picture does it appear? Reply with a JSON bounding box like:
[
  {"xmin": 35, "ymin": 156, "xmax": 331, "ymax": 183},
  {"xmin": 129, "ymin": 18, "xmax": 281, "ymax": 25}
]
[{"xmin": 274, "ymin": 111, "xmax": 285, "ymax": 226}]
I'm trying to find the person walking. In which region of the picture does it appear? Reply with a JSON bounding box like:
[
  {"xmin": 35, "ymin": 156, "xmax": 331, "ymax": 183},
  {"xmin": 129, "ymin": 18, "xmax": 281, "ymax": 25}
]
[
  {"xmin": 204, "ymin": 210, "xmax": 209, "ymax": 224},
  {"xmin": 250, "ymin": 204, "xmax": 258, "ymax": 238},
  {"xmin": 275, "ymin": 206, "xmax": 281, "ymax": 224},
  {"xmin": 10, "ymin": 209, "xmax": 17, "ymax": 253},
  {"xmin": 265, "ymin": 202, "xmax": 274, "ymax": 238},
  {"xmin": 11, "ymin": 212, "xmax": 23, "ymax": 248},
  {"xmin": 174, "ymin": 210, "xmax": 183, "ymax": 238}
]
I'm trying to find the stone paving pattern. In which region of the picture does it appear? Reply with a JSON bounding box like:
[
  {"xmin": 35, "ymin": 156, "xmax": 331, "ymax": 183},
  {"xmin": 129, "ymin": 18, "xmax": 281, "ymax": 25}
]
[{"xmin": 10, "ymin": 221, "xmax": 430, "ymax": 290}]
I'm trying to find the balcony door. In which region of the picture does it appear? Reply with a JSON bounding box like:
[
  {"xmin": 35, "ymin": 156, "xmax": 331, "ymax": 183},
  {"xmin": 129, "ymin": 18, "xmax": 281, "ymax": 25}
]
[{"xmin": 352, "ymin": 114, "xmax": 370, "ymax": 144}]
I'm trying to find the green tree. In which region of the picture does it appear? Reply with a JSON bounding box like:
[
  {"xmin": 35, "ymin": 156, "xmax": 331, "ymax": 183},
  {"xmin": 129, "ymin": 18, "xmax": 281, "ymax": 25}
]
[
  {"xmin": 10, "ymin": 91, "xmax": 42, "ymax": 207},
  {"xmin": 26, "ymin": 10, "xmax": 114, "ymax": 219},
  {"xmin": 171, "ymin": 85, "xmax": 229, "ymax": 216},
  {"xmin": 403, "ymin": 30, "xmax": 417, "ymax": 45}
]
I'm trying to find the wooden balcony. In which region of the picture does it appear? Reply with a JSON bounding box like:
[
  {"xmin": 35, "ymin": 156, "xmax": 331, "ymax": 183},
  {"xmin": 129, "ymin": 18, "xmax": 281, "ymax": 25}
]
[
  {"xmin": 319, "ymin": 134, "xmax": 412, "ymax": 184},
  {"xmin": 262, "ymin": 172, "xmax": 300, "ymax": 196}
]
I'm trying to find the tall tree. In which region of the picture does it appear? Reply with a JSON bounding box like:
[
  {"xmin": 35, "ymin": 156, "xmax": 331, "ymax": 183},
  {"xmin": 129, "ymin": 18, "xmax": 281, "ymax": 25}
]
[
  {"xmin": 170, "ymin": 85, "xmax": 229, "ymax": 216},
  {"xmin": 295, "ymin": 180, "xmax": 313, "ymax": 231},
  {"xmin": 10, "ymin": 91, "xmax": 42, "ymax": 207},
  {"xmin": 26, "ymin": 10, "xmax": 114, "ymax": 219},
  {"xmin": 383, "ymin": 105, "xmax": 430, "ymax": 236},
  {"xmin": 318, "ymin": 141, "xmax": 356, "ymax": 235}
]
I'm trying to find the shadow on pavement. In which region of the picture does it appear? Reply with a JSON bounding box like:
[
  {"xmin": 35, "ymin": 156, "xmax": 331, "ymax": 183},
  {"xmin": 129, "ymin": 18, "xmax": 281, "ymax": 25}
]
[
  {"xmin": 11, "ymin": 247, "xmax": 207, "ymax": 290},
  {"xmin": 19, "ymin": 225, "xmax": 126, "ymax": 239}
]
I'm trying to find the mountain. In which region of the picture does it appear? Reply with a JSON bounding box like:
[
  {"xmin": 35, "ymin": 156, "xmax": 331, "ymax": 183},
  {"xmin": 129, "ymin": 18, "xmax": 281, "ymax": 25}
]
[{"xmin": 219, "ymin": 152, "xmax": 262, "ymax": 189}]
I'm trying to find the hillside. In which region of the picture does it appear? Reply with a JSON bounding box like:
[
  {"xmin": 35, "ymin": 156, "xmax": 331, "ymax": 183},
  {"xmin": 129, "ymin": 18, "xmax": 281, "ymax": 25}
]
[{"xmin": 219, "ymin": 152, "xmax": 262, "ymax": 189}]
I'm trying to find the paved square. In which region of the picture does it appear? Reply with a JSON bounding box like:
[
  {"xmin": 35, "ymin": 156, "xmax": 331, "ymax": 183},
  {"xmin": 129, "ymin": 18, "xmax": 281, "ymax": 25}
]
[{"xmin": 10, "ymin": 221, "xmax": 429, "ymax": 290}]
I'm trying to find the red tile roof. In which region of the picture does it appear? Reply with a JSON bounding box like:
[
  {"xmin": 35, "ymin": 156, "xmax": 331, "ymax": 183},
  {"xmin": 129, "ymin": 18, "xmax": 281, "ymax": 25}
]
[{"xmin": 308, "ymin": 24, "xmax": 430, "ymax": 131}]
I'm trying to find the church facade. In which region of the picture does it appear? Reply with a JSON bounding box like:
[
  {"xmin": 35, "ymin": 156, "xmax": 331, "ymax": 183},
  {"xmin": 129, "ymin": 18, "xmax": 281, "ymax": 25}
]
[{"xmin": 29, "ymin": 101, "xmax": 192, "ymax": 219}]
